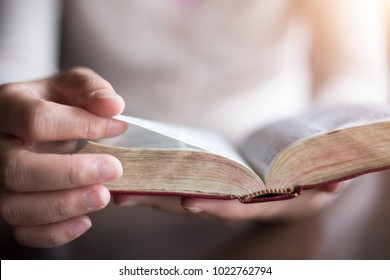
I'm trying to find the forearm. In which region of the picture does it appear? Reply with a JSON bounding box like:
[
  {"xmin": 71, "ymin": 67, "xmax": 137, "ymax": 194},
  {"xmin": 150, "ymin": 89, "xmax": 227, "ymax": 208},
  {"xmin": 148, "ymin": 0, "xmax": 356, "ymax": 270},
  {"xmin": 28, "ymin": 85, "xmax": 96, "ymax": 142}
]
[{"xmin": 0, "ymin": 0, "xmax": 61, "ymax": 83}]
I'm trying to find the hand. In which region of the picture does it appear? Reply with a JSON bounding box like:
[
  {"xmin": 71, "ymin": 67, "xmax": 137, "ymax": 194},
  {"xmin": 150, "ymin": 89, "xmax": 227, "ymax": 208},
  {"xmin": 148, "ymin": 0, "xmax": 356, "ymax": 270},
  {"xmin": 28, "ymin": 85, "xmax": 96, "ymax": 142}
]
[
  {"xmin": 114, "ymin": 183, "xmax": 342, "ymax": 220},
  {"xmin": 0, "ymin": 67, "xmax": 128, "ymax": 247}
]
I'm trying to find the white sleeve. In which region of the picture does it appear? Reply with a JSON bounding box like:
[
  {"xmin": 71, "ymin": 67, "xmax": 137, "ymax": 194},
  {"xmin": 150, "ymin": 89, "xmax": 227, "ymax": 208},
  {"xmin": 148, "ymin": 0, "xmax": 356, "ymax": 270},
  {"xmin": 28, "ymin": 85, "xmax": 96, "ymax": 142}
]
[{"xmin": 0, "ymin": 0, "xmax": 61, "ymax": 84}]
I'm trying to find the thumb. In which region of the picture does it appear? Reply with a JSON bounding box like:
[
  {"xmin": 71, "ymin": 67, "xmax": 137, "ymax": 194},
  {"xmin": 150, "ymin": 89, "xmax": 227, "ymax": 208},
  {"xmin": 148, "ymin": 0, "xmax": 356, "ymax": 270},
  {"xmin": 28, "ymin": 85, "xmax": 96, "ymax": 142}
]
[{"xmin": 45, "ymin": 67, "xmax": 125, "ymax": 117}]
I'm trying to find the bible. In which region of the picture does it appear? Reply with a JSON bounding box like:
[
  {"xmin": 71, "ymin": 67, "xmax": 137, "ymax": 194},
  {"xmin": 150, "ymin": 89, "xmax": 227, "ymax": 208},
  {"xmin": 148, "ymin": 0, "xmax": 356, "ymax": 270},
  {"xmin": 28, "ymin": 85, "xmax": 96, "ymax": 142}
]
[{"xmin": 79, "ymin": 104, "xmax": 390, "ymax": 203}]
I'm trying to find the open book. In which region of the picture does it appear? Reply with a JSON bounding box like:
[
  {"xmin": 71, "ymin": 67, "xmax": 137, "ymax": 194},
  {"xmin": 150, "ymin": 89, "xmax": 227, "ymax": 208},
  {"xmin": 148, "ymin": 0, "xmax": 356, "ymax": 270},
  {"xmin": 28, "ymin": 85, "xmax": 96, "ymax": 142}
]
[{"xmin": 79, "ymin": 105, "xmax": 390, "ymax": 203}]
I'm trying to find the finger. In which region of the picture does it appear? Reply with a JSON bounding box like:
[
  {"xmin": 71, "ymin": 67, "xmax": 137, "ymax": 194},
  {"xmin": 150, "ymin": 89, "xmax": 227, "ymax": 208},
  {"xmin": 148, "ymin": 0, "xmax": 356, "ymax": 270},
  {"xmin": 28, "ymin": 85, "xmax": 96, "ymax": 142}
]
[
  {"xmin": 0, "ymin": 89, "xmax": 127, "ymax": 141},
  {"xmin": 34, "ymin": 140, "xmax": 79, "ymax": 154},
  {"xmin": 47, "ymin": 67, "xmax": 125, "ymax": 117},
  {"xmin": 182, "ymin": 188, "xmax": 341, "ymax": 221},
  {"xmin": 13, "ymin": 216, "xmax": 92, "ymax": 248},
  {"xmin": 318, "ymin": 182, "xmax": 342, "ymax": 193},
  {"xmin": 0, "ymin": 184, "xmax": 110, "ymax": 226},
  {"xmin": 182, "ymin": 197, "xmax": 279, "ymax": 220},
  {"xmin": 1, "ymin": 144, "xmax": 123, "ymax": 192},
  {"xmin": 114, "ymin": 194, "xmax": 185, "ymax": 213}
]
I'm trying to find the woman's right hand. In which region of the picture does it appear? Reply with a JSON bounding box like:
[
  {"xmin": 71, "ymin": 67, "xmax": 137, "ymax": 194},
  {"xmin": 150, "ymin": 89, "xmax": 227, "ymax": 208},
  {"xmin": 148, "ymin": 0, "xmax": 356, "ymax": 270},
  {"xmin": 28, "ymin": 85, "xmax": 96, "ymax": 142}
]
[{"xmin": 0, "ymin": 67, "xmax": 128, "ymax": 248}]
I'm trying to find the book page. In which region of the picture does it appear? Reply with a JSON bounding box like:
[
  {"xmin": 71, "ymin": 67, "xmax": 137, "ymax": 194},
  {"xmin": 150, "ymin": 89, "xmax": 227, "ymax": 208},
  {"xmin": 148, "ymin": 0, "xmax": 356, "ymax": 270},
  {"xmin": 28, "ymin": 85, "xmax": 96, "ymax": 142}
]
[
  {"xmin": 101, "ymin": 115, "xmax": 249, "ymax": 167},
  {"xmin": 240, "ymin": 104, "xmax": 390, "ymax": 179}
]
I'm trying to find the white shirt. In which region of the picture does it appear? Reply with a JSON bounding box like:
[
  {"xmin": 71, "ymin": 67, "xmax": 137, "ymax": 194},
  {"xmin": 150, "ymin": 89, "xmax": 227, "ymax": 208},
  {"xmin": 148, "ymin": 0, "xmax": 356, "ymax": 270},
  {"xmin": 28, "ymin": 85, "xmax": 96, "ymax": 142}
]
[{"xmin": 0, "ymin": 0, "xmax": 388, "ymax": 142}]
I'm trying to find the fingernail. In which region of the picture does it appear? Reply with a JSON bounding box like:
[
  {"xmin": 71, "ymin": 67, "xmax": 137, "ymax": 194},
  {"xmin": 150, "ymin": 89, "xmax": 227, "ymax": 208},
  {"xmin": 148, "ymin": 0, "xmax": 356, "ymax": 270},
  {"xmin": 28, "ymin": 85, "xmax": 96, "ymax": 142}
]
[
  {"xmin": 84, "ymin": 190, "xmax": 109, "ymax": 209},
  {"xmin": 107, "ymin": 120, "xmax": 128, "ymax": 137},
  {"xmin": 183, "ymin": 206, "xmax": 203, "ymax": 213},
  {"xmin": 92, "ymin": 89, "xmax": 122, "ymax": 100},
  {"xmin": 97, "ymin": 159, "xmax": 123, "ymax": 181},
  {"xmin": 71, "ymin": 218, "xmax": 92, "ymax": 237}
]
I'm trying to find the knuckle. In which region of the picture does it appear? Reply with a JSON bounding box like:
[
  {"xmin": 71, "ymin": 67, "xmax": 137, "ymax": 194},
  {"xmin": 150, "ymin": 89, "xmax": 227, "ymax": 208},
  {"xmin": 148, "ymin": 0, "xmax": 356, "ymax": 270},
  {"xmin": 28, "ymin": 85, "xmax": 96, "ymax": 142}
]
[
  {"xmin": 45, "ymin": 229, "xmax": 65, "ymax": 247},
  {"xmin": 0, "ymin": 194, "xmax": 24, "ymax": 226},
  {"xmin": 83, "ymin": 118, "xmax": 104, "ymax": 140},
  {"xmin": 0, "ymin": 195, "xmax": 12, "ymax": 223},
  {"xmin": 0, "ymin": 150, "xmax": 28, "ymax": 192},
  {"xmin": 82, "ymin": 76, "xmax": 111, "ymax": 92},
  {"xmin": 12, "ymin": 227, "xmax": 31, "ymax": 247},
  {"xmin": 0, "ymin": 83, "xmax": 30, "ymax": 127},
  {"xmin": 62, "ymin": 154, "xmax": 98, "ymax": 187},
  {"xmin": 0, "ymin": 82, "xmax": 19, "ymax": 93},
  {"xmin": 63, "ymin": 154, "xmax": 84, "ymax": 187},
  {"xmin": 0, "ymin": 82, "xmax": 29, "ymax": 95},
  {"xmin": 58, "ymin": 66, "xmax": 94, "ymax": 82},
  {"xmin": 49, "ymin": 195, "xmax": 72, "ymax": 221},
  {"xmin": 14, "ymin": 226, "xmax": 65, "ymax": 248},
  {"xmin": 67, "ymin": 66, "xmax": 94, "ymax": 76},
  {"xmin": 66, "ymin": 67, "xmax": 112, "ymax": 92},
  {"xmin": 20, "ymin": 99, "xmax": 50, "ymax": 141}
]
